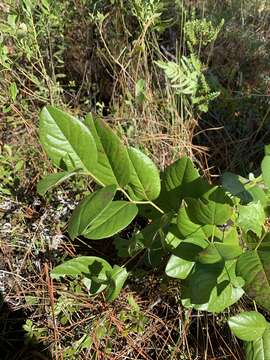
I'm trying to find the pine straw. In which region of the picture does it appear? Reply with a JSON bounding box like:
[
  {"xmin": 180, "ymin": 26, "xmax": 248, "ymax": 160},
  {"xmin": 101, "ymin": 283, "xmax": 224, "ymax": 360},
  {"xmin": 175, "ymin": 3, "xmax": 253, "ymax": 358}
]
[{"xmin": 1, "ymin": 239, "xmax": 245, "ymax": 360}]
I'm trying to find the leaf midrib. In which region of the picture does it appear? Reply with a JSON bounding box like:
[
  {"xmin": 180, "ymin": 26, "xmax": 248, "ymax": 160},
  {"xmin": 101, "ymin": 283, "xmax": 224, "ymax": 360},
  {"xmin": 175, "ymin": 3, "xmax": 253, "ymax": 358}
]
[
  {"xmin": 47, "ymin": 109, "xmax": 93, "ymax": 172},
  {"xmin": 84, "ymin": 202, "xmax": 132, "ymax": 234}
]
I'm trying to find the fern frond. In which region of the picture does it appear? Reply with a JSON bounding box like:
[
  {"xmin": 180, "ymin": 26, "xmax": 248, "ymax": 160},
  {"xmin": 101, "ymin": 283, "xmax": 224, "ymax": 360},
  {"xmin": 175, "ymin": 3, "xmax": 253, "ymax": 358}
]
[{"xmin": 156, "ymin": 55, "xmax": 220, "ymax": 113}]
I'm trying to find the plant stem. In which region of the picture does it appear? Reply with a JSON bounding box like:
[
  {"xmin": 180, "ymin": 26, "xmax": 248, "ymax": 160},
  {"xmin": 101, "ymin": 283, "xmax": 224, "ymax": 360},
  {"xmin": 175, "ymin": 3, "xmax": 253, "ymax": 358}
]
[
  {"xmin": 120, "ymin": 188, "xmax": 164, "ymax": 214},
  {"xmin": 254, "ymin": 231, "xmax": 267, "ymax": 251}
]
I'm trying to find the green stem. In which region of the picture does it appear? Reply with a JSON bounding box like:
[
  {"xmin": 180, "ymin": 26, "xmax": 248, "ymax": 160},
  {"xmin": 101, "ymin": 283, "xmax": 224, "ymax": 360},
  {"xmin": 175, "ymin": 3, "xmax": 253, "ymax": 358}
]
[
  {"xmin": 253, "ymin": 300, "xmax": 258, "ymax": 312},
  {"xmin": 148, "ymin": 200, "xmax": 165, "ymax": 214},
  {"xmin": 84, "ymin": 173, "xmax": 164, "ymax": 214},
  {"xmin": 254, "ymin": 231, "xmax": 267, "ymax": 251},
  {"xmin": 120, "ymin": 189, "xmax": 164, "ymax": 214}
]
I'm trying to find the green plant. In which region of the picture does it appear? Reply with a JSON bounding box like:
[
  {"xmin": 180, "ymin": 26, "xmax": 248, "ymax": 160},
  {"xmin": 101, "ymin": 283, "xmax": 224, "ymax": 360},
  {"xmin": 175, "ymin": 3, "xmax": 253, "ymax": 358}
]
[
  {"xmin": 228, "ymin": 311, "xmax": 270, "ymax": 359},
  {"xmin": 38, "ymin": 105, "xmax": 270, "ymax": 358},
  {"xmin": 22, "ymin": 319, "xmax": 47, "ymax": 344},
  {"xmin": 156, "ymin": 54, "xmax": 220, "ymax": 113},
  {"xmin": 0, "ymin": 0, "xmax": 68, "ymax": 112},
  {"xmin": 0, "ymin": 144, "xmax": 24, "ymax": 195},
  {"xmin": 119, "ymin": 295, "xmax": 148, "ymax": 334},
  {"xmin": 131, "ymin": 0, "xmax": 170, "ymax": 32},
  {"xmin": 54, "ymin": 294, "xmax": 81, "ymax": 325},
  {"xmin": 63, "ymin": 334, "xmax": 92, "ymax": 359},
  {"xmin": 184, "ymin": 17, "xmax": 224, "ymax": 52}
]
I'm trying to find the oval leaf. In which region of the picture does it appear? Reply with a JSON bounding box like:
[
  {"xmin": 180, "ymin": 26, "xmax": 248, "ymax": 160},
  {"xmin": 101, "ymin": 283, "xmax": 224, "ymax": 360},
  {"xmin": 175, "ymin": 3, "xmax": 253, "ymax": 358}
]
[
  {"xmin": 214, "ymin": 242, "xmax": 242, "ymax": 260},
  {"xmin": 50, "ymin": 256, "xmax": 112, "ymax": 294},
  {"xmin": 198, "ymin": 243, "xmax": 222, "ymax": 264},
  {"xmin": 165, "ymin": 255, "xmax": 194, "ymax": 279},
  {"xmin": 37, "ymin": 170, "xmax": 78, "ymax": 196},
  {"xmin": 185, "ymin": 187, "xmax": 232, "ymax": 225},
  {"xmin": 237, "ymin": 201, "xmax": 265, "ymax": 237},
  {"xmin": 207, "ymin": 261, "xmax": 245, "ymax": 313},
  {"xmin": 228, "ymin": 311, "xmax": 267, "ymax": 341},
  {"xmin": 159, "ymin": 156, "xmax": 210, "ymax": 210},
  {"xmin": 127, "ymin": 146, "xmax": 160, "ymax": 200},
  {"xmin": 187, "ymin": 262, "xmax": 224, "ymax": 305},
  {"xmin": 198, "ymin": 242, "xmax": 242, "ymax": 265},
  {"xmin": 245, "ymin": 325, "xmax": 270, "ymax": 360},
  {"xmin": 221, "ymin": 172, "xmax": 252, "ymax": 204},
  {"xmin": 248, "ymin": 186, "xmax": 268, "ymax": 208},
  {"xmin": 39, "ymin": 106, "xmax": 97, "ymax": 172},
  {"xmin": 172, "ymin": 237, "xmax": 209, "ymax": 262},
  {"xmin": 177, "ymin": 206, "xmax": 219, "ymax": 239},
  {"xmin": 236, "ymin": 249, "xmax": 270, "ymax": 311},
  {"xmin": 84, "ymin": 114, "xmax": 131, "ymax": 187},
  {"xmin": 105, "ymin": 265, "xmax": 129, "ymax": 301},
  {"xmin": 182, "ymin": 260, "xmax": 244, "ymax": 313},
  {"xmin": 68, "ymin": 185, "xmax": 117, "ymax": 240},
  {"xmin": 84, "ymin": 201, "xmax": 138, "ymax": 240}
]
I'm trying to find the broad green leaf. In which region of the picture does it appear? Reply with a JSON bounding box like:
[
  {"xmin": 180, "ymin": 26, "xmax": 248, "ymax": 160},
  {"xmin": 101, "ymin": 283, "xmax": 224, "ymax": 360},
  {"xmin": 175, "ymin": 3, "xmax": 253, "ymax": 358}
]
[
  {"xmin": 163, "ymin": 156, "xmax": 199, "ymax": 193},
  {"xmin": 186, "ymin": 262, "xmax": 224, "ymax": 304},
  {"xmin": 199, "ymin": 242, "xmax": 242, "ymax": 264},
  {"xmin": 84, "ymin": 201, "xmax": 138, "ymax": 240},
  {"xmin": 236, "ymin": 250, "xmax": 270, "ymax": 311},
  {"xmin": 172, "ymin": 237, "xmax": 209, "ymax": 262},
  {"xmin": 177, "ymin": 206, "xmax": 204, "ymax": 237},
  {"xmin": 165, "ymin": 255, "xmax": 194, "ymax": 279},
  {"xmin": 177, "ymin": 206, "xmax": 216, "ymax": 238},
  {"xmin": 127, "ymin": 146, "xmax": 160, "ymax": 200},
  {"xmin": 262, "ymin": 155, "xmax": 270, "ymax": 188},
  {"xmin": 237, "ymin": 201, "xmax": 265, "ymax": 237},
  {"xmin": 245, "ymin": 325, "xmax": 270, "ymax": 360},
  {"xmin": 68, "ymin": 185, "xmax": 117, "ymax": 240},
  {"xmin": 215, "ymin": 226, "xmax": 239, "ymax": 245},
  {"xmin": 214, "ymin": 242, "xmax": 242, "ymax": 259},
  {"xmin": 207, "ymin": 261, "xmax": 245, "ymax": 313},
  {"xmin": 221, "ymin": 172, "xmax": 245, "ymax": 195},
  {"xmin": 182, "ymin": 260, "xmax": 244, "ymax": 312},
  {"xmin": 105, "ymin": 265, "xmax": 128, "ymax": 301},
  {"xmin": 37, "ymin": 170, "xmax": 78, "ymax": 196},
  {"xmin": 228, "ymin": 311, "xmax": 267, "ymax": 341},
  {"xmin": 185, "ymin": 186, "xmax": 233, "ymax": 225},
  {"xmin": 248, "ymin": 186, "xmax": 268, "ymax": 208},
  {"xmin": 51, "ymin": 256, "xmax": 112, "ymax": 278},
  {"xmin": 84, "ymin": 114, "xmax": 131, "ymax": 187},
  {"xmin": 198, "ymin": 243, "xmax": 222, "ymax": 264},
  {"xmin": 159, "ymin": 156, "xmax": 210, "ymax": 210},
  {"xmin": 164, "ymin": 224, "xmax": 183, "ymax": 250},
  {"xmin": 181, "ymin": 285, "xmax": 208, "ymax": 311},
  {"xmin": 39, "ymin": 106, "xmax": 97, "ymax": 172},
  {"xmin": 221, "ymin": 172, "xmax": 252, "ymax": 204},
  {"xmin": 50, "ymin": 256, "xmax": 112, "ymax": 294}
]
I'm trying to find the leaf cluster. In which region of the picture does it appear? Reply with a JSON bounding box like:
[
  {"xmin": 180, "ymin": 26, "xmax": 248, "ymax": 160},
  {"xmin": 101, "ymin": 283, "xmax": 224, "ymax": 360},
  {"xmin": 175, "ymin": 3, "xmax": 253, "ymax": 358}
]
[{"xmin": 39, "ymin": 106, "xmax": 270, "ymax": 358}]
